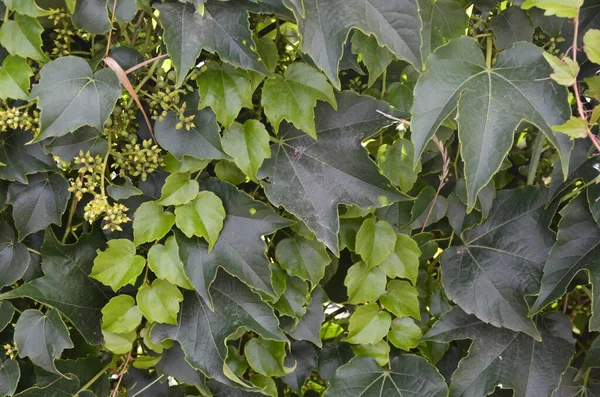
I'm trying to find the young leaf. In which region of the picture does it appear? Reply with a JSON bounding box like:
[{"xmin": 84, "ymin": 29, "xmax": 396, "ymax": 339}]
[
  {"xmin": 552, "ymin": 116, "xmax": 589, "ymax": 139},
  {"xmin": 244, "ymin": 339, "xmax": 295, "ymax": 377},
  {"xmin": 543, "ymin": 52, "xmax": 579, "ymax": 86},
  {"xmin": 584, "ymin": 29, "xmax": 600, "ymax": 64},
  {"xmin": 0, "ymin": 14, "xmax": 46, "ymax": 61},
  {"xmin": 387, "ymin": 317, "xmax": 422, "ymax": 350},
  {"xmin": 30, "ymin": 57, "xmax": 121, "ymax": 141},
  {"xmin": 285, "ymin": 0, "xmax": 421, "ymax": 88},
  {"xmin": 521, "ymin": 0, "xmax": 583, "ymax": 18},
  {"xmin": 262, "ymin": 63, "xmax": 336, "ymax": 139},
  {"xmin": 343, "ymin": 304, "xmax": 391, "ymax": 345},
  {"xmin": 156, "ymin": 172, "xmax": 199, "ymax": 206},
  {"xmin": 0, "ymin": 229, "xmax": 109, "ymax": 345},
  {"xmin": 91, "ymin": 239, "xmax": 146, "ymax": 292},
  {"xmin": 137, "ymin": 279, "xmax": 183, "ymax": 325},
  {"xmin": 222, "ymin": 120, "xmax": 271, "ymax": 182},
  {"xmin": 355, "ymin": 219, "xmax": 397, "ymax": 269},
  {"xmin": 260, "ymin": 92, "xmax": 408, "ymax": 254},
  {"xmin": 196, "ymin": 62, "xmax": 254, "ymax": 128},
  {"xmin": 377, "ymin": 138, "xmax": 421, "ymax": 193},
  {"xmin": 3, "ymin": 0, "xmax": 53, "ymax": 17},
  {"xmin": 133, "ymin": 202, "xmax": 176, "ymax": 246},
  {"xmin": 411, "ymin": 37, "xmax": 571, "ymax": 209},
  {"xmin": 351, "ymin": 32, "xmax": 394, "ymax": 88},
  {"xmin": 273, "ymin": 276, "xmax": 309, "ymax": 319},
  {"xmin": 0, "ymin": 55, "xmax": 33, "ymax": 101},
  {"xmin": 148, "ymin": 235, "xmax": 194, "ymax": 290},
  {"xmin": 344, "ymin": 261, "xmax": 386, "ymax": 304},
  {"xmin": 101, "ymin": 295, "xmax": 142, "ymax": 334},
  {"xmin": 103, "ymin": 330, "xmax": 137, "ymax": 354},
  {"xmin": 351, "ymin": 340, "xmax": 390, "ymax": 367},
  {"xmin": 424, "ymin": 307, "xmax": 575, "ymax": 397},
  {"xmin": 323, "ymin": 354, "xmax": 448, "ymax": 397},
  {"xmin": 379, "ymin": 234, "xmax": 421, "ymax": 283},
  {"xmin": 379, "ymin": 280, "xmax": 421, "ymax": 320},
  {"xmin": 14, "ymin": 309, "xmax": 73, "ymax": 374},
  {"xmin": 275, "ymin": 236, "xmax": 331, "ymax": 287},
  {"xmin": 174, "ymin": 190, "xmax": 226, "ymax": 250}
]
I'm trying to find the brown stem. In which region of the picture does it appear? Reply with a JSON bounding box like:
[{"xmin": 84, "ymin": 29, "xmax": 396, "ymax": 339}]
[
  {"xmin": 421, "ymin": 137, "xmax": 450, "ymax": 232},
  {"xmin": 110, "ymin": 351, "xmax": 133, "ymax": 397}
]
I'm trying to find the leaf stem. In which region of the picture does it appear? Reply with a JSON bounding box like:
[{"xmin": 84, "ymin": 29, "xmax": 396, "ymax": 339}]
[
  {"xmin": 27, "ymin": 247, "xmax": 41, "ymax": 256},
  {"xmin": 62, "ymin": 196, "xmax": 79, "ymax": 244},
  {"xmin": 110, "ymin": 351, "xmax": 133, "ymax": 397},
  {"xmin": 130, "ymin": 374, "xmax": 165, "ymax": 397},
  {"xmin": 100, "ymin": 132, "xmax": 112, "ymax": 198},
  {"xmin": 75, "ymin": 361, "xmax": 113, "ymax": 395},
  {"xmin": 105, "ymin": 0, "xmax": 119, "ymax": 58},
  {"xmin": 486, "ymin": 36, "xmax": 493, "ymax": 69},
  {"xmin": 527, "ymin": 130, "xmax": 545, "ymax": 185}
]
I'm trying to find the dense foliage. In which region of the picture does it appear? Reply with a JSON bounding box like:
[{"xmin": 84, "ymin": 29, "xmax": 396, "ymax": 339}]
[{"xmin": 0, "ymin": 0, "xmax": 599, "ymax": 395}]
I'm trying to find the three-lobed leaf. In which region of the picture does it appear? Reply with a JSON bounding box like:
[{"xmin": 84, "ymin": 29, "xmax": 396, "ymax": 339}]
[{"xmin": 91, "ymin": 239, "xmax": 146, "ymax": 292}]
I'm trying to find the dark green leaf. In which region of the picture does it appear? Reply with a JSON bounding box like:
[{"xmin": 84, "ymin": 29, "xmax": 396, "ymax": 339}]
[
  {"xmin": 0, "ymin": 130, "xmax": 55, "ymax": 184},
  {"xmin": 259, "ymin": 92, "xmax": 407, "ymax": 254},
  {"xmin": 72, "ymin": 0, "xmax": 110, "ymax": 34},
  {"xmin": 490, "ymin": 7, "xmax": 535, "ymax": 49},
  {"xmin": 0, "ymin": 301, "xmax": 14, "ymax": 332},
  {"xmin": 418, "ymin": 0, "xmax": 469, "ymax": 59},
  {"xmin": 0, "ymin": 358, "xmax": 19, "ymax": 396},
  {"xmin": 275, "ymin": 236, "xmax": 331, "ymax": 286},
  {"xmin": 282, "ymin": 341, "xmax": 317, "ymax": 393},
  {"xmin": 12, "ymin": 375, "xmax": 81, "ymax": 397},
  {"xmin": 45, "ymin": 127, "xmax": 108, "ymax": 161},
  {"xmin": 0, "ymin": 223, "xmax": 30, "ymax": 288},
  {"xmin": 281, "ymin": 286, "xmax": 326, "ymax": 347}
]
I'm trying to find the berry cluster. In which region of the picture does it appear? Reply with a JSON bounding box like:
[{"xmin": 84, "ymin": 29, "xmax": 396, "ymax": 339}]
[
  {"xmin": 0, "ymin": 108, "xmax": 40, "ymax": 134},
  {"xmin": 113, "ymin": 137, "xmax": 164, "ymax": 181}
]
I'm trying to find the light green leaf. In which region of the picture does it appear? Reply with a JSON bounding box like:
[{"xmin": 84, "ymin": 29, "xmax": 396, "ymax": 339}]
[
  {"xmin": 137, "ymin": 279, "xmax": 183, "ymax": 325},
  {"xmin": 148, "ymin": 235, "xmax": 194, "ymax": 290},
  {"xmin": 133, "ymin": 355, "xmax": 163, "ymax": 370},
  {"xmin": 14, "ymin": 309, "xmax": 73, "ymax": 375},
  {"xmin": 351, "ymin": 32, "xmax": 394, "ymax": 88},
  {"xmin": 355, "ymin": 219, "xmax": 397, "ymax": 269},
  {"xmin": 101, "ymin": 295, "xmax": 142, "ymax": 334},
  {"xmin": 377, "ymin": 138, "xmax": 421, "ymax": 193},
  {"xmin": 174, "ymin": 191, "xmax": 226, "ymax": 251},
  {"xmin": 156, "ymin": 172, "xmax": 199, "ymax": 206},
  {"xmin": 388, "ymin": 317, "xmax": 422, "ymax": 350},
  {"xmin": 3, "ymin": 0, "xmax": 53, "ymax": 16},
  {"xmin": 380, "ymin": 280, "xmax": 421, "ymax": 320},
  {"xmin": 214, "ymin": 160, "xmax": 247, "ymax": 185},
  {"xmin": 30, "ymin": 56, "xmax": 121, "ymax": 142},
  {"xmin": 273, "ymin": 276, "xmax": 309, "ymax": 319},
  {"xmin": 0, "ymin": 55, "xmax": 32, "ymax": 101},
  {"xmin": 552, "ymin": 116, "xmax": 589, "ymax": 139},
  {"xmin": 132, "ymin": 202, "xmax": 176, "ymax": 246},
  {"xmin": 90, "ymin": 239, "xmax": 146, "ymax": 292},
  {"xmin": 343, "ymin": 304, "xmax": 392, "ymax": 345},
  {"xmin": 543, "ymin": 52, "xmax": 579, "ymax": 86},
  {"xmin": 344, "ymin": 261, "xmax": 386, "ymax": 305},
  {"xmin": 197, "ymin": 62, "xmax": 254, "ymax": 128},
  {"xmin": 275, "ymin": 236, "xmax": 331, "ymax": 287},
  {"xmin": 262, "ymin": 63, "xmax": 336, "ymax": 139},
  {"xmin": 244, "ymin": 339, "xmax": 295, "ymax": 377},
  {"xmin": 103, "ymin": 330, "xmax": 136, "ymax": 354},
  {"xmin": 162, "ymin": 153, "xmax": 210, "ymax": 174},
  {"xmin": 584, "ymin": 29, "xmax": 600, "ymax": 64},
  {"xmin": 379, "ymin": 234, "xmax": 421, "ymax": 284},
  {"xmin": 521, "ymin": 0, "xmax": 583, "ymax": 18},
  {"xmin": 0, "ymin": 14, "xmax": 46, "ymax": 61},
  {"xmin": 351, "ymin": 340, "xmax": 390, "ymax": 367},
  {"xmin": 222, "ymin": 120, "xmax": 271, "ymax": 182}
]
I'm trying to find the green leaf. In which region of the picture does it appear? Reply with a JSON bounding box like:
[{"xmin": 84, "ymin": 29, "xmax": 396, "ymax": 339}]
[
  {"xmin": 0, "ymin": 358, "xmax": 19, "ymax": 397},
  {"xmin": 174, "ymin": 190, "xmax": 225, "ymax": 250},
  {"xmin": 155, "ymin": 108, "xmax": 229, "ymax": 161},
  {"xmin": 343, "ymin": 304, "xmax": 391, "ymax": 345},
  {"xmin": 137, "ymin": 279, "xmax": 183, "ymax": 325},
  {"xmin": 424, "ymin": 307, "xmax": 575, "ymax": 397},
  {"xmin": 262, "ymin": 63, "xmax": 336, "ymax": 139},
  {"xmin": 352, "ymin": 340, "xmax": 390, "ymax": 367},
  {"xmin": 0, "ymin": 301, "xmax": 15, "ymax": 332},
  {"xmin": 45, "ymin": 126, "xmax": 108, "ymax": 162},
  {"xmin": 379, "ymin": 280, "xmax": 421, "ymax": 320},
  {"xmin": 282, "ymin": 341, "xmax": 317, "ymax": 393},
  {"xmin": 0, "ymin": 14, "xmax": 46, "ymax": 61},
  {"xmin": 355, "ymin": 218, "xmax": 397, "ymax": 269},
  {"xmin": 275, "ymin": 236, "xmax": 331, "ymax": 287},
  {"xmin": 281, "ymin": 287, "xmax": 326, "ymax": 347},
  {"xmin": 0, "ymin": 229, "xmax": 110, "ymax": 345},
  {"xmin": 197, "ymin": 62, "xmax": 254, "ymax": 128},
  {"xmin": 412, "ymin": 37, "xmax": 571, "ymax": 210},
  {"xmin": 132, "ymin": 201, "xmax": 176, "ymax": 246},
  {"xmin": 379, "ymin": 234, "xmax": 421, "ymax": 283},
  {"xmin": 531, "ymin": 194, "xmax": 600, "ymax": 329},
  {"xmin": 222, "ymin": 120, "xmax": 271, "ymax": 182},
  {"xmin": 162, "ymin": 153, "xmax": 209, "ymax": 174},
  {"xmin": 489, "ymin": 7, "xmax": 534, "ymax": 49},
  {"xmin": 521, "ymin": 0, "xmax": 583, "ymax": 18},
  {"xmin": 3, "ymin": 0, "xmax": 52, "ymax": 16},
  {"xmin": 584, "ymin": 29, "xmax": 600, "ymax": 64},
  {"xmin": 30, "ymin": 56, "xmax": 121, "ymax": 142},
  {"xmin": 323, "ymin": 354, "xmax": 448, "ymax": 397},
  {"xmin": 214, "ymin": 160, "xmax": 247, "ymax": 185},
  {"xmin": 261, "ymin": 92, "xmax": 407, "ymax": 253},
  {"xmin": 101, "ymin": 295, "xmax": 142, "ymax": 334},
  {"xmin": 0, "ymin": 55, "xmax": 32, "ymax": 100},
  {"xmin": 351, "ymin": 32, "xmax": 394, "ymax": 88},
  {"xmin": 90, "ymin": 239, "xmax": 146, "ymax": 292},
  {"xmin": 441, "ymin": 186, "xmax": 553, "ymax": 339},
  {"xmin": 552, "ymin": 116, "xmax": 589, "ymax": 139},
  {"xmin": 377, "ymin": 138, "xmax": 421, "ymax": 193},
  {"xmin": 273, "ymin": 275, "xmax": 309, "ymax": 319},
  {"xmin": 244, "ymin": 339, "xmax": 295, "ymax": 377},
  {"xmin": 13, "ymin": 373, "xmax": 83, "ymax": 397},
  {"xmin": 388, "ymin": 317, "xmax": 422, "ymax": 350},
  {"xmin": 103, "ymin": 330, "xmax": 136, "ymax": 354},
  {"xmin": 72, "ymin": 0, "xmax": 110, "ymax": 34},
  {"xmin": 176, "ymin": 178, "xmax": 292, "ymax": 308},
  {"xmin": 152, "ymin": 271, "xmax": 287, "ymax": 387},
  {"xmin": 148, "ymin": 235, "xmax": 193, "ymax": 290},
  {"xmin": 14, "ymin": 309, "xmax": 73, "ymax": 374},
  {"xmin": 418, "ymin": 0, "xmax": 469, "ymax": 59},
  {"xmin": 543, "ymin": 52, "xmax": 579, "ymax": 86},
  {"xmin": 39, "ymin": 356, "xmax": 110, "ymax": 397},
  {"xmin": 344, "ymin": 261, "xmax": 386, "ymax": 304},
  {"xmin": 155, "ymin": 2, "xmax": 267, "ymax": 87},
  {"xmin": 0, "ymin": 130, "xmax": 55, "ymax": 184},
  {"xmin": 285, "ymin": 0, "xmax": 421, "ymax": 88},
  {"xmin": 7, "ymin": 173, "xmax": 69, "ymax": 240},
  {"xmin": 0, "ymin": 223, "xmax": 30, "ymax": 288},
  {"xmin": 156, "ymin": 172, "xmax": 199, "ymax": 206},
  {"xmin": 106, "ymin": 177, "xmax": 142, "ymax": 201}
]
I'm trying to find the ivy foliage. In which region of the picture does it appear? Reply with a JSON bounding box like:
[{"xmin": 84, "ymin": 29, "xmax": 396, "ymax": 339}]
[{"xmin": 0, "ymin": 0, "xmax": 599, "ymax": 396}]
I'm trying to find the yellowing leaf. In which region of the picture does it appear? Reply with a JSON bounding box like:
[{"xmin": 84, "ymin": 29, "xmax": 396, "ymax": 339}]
[
  {"xmin": 543, "ymin": 52, "xmax": 579, "ymax": 86},
  {"xmin": 552, "ymin": 116, "xmax": 589, "ymax": 139}
]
